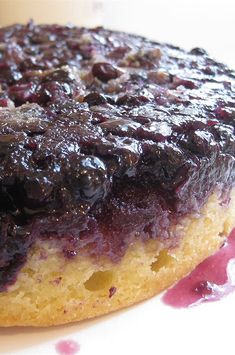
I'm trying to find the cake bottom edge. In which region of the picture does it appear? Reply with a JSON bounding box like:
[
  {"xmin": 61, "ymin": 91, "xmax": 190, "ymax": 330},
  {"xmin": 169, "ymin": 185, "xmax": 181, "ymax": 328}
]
[{"xmin": 0, "ymin": 188, "xmax": 235, "ymax": 327}]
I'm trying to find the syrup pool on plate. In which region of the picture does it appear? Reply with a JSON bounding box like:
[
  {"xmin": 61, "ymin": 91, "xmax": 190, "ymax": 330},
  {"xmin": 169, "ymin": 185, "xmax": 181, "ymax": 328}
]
[
  {"xmin": 163, "ymin": 228, "xmax": 235, "ymax": 307},
  {"xmin": 55, "ymin": 339, "xmax": 80, "ymax": 355}
]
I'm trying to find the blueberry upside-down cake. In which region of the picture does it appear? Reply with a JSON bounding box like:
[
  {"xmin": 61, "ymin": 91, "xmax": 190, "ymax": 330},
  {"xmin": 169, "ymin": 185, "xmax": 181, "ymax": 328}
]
[{"xmin": 0, "ymin": 22, "xmax": 234, "ymax": 326}]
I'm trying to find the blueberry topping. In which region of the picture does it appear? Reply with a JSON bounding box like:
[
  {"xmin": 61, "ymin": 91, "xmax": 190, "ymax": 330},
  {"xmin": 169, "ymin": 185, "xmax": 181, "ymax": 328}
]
[
  {"xmin": 0, "ymin": 22, "xmax": 234, "ymax": 291},
  {"xmin": 92, "ymin": 62, "xmax": 121, "ymax": 82},
  {"xmin": 190, "ymin": 47, "xmax": 208, "ymax": 56},
  {"xmin": 84, "ymin": 92, "xmax": 108, "ymax": 106}
]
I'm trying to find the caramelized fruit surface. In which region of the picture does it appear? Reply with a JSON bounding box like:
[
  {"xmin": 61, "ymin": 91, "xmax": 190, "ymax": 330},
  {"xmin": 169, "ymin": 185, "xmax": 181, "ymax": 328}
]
[{"xmin": 0, "ymin": 23, "xmax": 234, "ymax": 290}]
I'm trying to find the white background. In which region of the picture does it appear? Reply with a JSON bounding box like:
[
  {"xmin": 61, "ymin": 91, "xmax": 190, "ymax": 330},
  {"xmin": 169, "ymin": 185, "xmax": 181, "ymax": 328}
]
[{"xmin": 0, "ymin": 0, "xmax": 234, "ymax": 67}]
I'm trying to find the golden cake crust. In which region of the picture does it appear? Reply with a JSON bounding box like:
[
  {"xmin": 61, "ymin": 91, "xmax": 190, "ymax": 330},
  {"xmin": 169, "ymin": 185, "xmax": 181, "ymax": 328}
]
[{"xmin": 0, "ymin": 190, "xmax": 234, "ymax": 327}]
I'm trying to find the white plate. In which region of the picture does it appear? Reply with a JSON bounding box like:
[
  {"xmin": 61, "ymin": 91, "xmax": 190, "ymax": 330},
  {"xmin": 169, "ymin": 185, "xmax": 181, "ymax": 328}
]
[{"xmin": 1, "ymin": 289, "xmax": 235, "ymax": 355}]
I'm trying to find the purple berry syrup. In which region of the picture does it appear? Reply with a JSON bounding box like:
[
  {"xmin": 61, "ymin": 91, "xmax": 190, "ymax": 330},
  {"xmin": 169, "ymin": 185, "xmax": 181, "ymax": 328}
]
[
  {"xmin": 55, "ymin": 340, "xmax": 80, "ymax": 355},
  {"xmin": 163, "ymin": 228, "xmax": 235, "ymax": 307}
]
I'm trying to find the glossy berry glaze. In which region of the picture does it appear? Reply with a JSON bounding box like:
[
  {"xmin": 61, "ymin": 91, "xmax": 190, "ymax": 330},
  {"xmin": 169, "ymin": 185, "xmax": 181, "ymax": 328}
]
[
  {"xmin": 0, "ymin": 22, "xmax": 234, "ymax": 291},
  {"xmin": 163, "ymin": 228, "xmax": 235, "ymax": 307}
]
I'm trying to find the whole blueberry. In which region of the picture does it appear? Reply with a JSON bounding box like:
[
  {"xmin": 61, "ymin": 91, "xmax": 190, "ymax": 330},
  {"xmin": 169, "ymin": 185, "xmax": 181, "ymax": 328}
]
[{"xmin": 92, "ymin": 62, "xmax": 121, "ymax": 82}]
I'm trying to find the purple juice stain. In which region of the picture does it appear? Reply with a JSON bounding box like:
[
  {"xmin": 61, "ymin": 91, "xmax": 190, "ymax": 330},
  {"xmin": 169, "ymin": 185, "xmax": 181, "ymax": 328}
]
[
  {"xmin": 55, "ymin": 340, "xmax": 80, "ymax": 355},
  {"xmin": 163, "ymin": 228, "xmax": 235, "ymax": 307}
]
